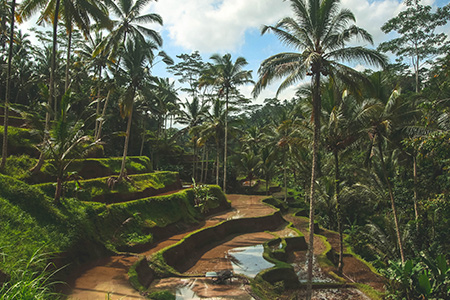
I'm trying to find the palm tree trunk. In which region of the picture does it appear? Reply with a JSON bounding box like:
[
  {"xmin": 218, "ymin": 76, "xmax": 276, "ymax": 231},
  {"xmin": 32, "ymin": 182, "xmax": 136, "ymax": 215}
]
[
  {"xmin": 95, "ymin": 88, "xmax": 111, "ymax": 141},
  {"xmin": 334, "ymin": 150, "xmax": 344, "ymax": 274},
  {"xmin": 94, "ymin": 66, "xmax": 102, "ymax": 137},
  {"xmin": 216, "ymin": 138, "xmax": 220, "ymax": 185},
  {"xmin": 1, "ymin": 0, "xmax": 16, "ymax": 170},
  {"xmin": 54, "ymin": 176, "xmax": 63, "ymax": 204},
  {"xmin": 284, "ymin": 152, "xmax": 287, "ymax": 202},
  {"xmin": 204, "ymin": 146, "xmax": 209, "ymax": 183},
  {"xmin": 139, "ymin": 123, "xmax": 145, "ymax": 156},
  {"xmin": 378, "ymin": 138, "xmax": 405, "ymax": 263},
  {"xmin": 119, "ymin": 101, "xmax": 134, "ymax": 180},
  {"xmin": 200, "ymin": 145, "xmax": 205, "ymax": 182},
  {"xmin": 307, "ymin": 72, "xmax": 321, "ymax": 300},
  {"xmin": 31, "ymin": 0, "xmax": 61, "ymax": 174},
  {"xmin": 65, "ymin": 26, "xmax": 72, "ymax": 92},
  {"xmin": 223, "ymin": 88, "xmax": 229, "ymax": 193},
  {"xmin": 192, "ymin": 137, "xmax": 197, "ymax": 181},
  {"xmin": 413, "ymin": 155, "xmax": 419, "ymax": 221}
]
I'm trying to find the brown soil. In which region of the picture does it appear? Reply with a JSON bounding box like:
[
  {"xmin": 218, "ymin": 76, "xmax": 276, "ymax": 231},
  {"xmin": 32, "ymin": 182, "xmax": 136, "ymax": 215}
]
[
  {"xmin": 285, "ymin": 213, "xmax": 385, "ymax": 293},
  {"xmin": 64, "ymin": 194, "xmax": 271, "ymax": 300},
  {"xmin": 321, "ymin": 230, "xmax": 385, "ymax": 291},
  {"xmin": 64, "ymin": 194, "xmax": 384, "ymax": 299}
]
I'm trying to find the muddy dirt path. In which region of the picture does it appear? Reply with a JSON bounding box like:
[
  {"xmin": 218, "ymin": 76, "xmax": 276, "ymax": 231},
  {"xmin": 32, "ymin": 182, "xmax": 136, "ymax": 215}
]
[
  {"xmin": 284, "ymin": 214, "xmax": 385, "ymax": 293},
  {"xmin": 65, "ymin": 194, "xmax": 273, "ymax": 300}
]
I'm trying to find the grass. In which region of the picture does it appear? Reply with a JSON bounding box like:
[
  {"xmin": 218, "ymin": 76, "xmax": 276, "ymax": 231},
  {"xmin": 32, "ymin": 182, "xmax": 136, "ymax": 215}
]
[
  {"xmin": 0, "ymin": 172, "xmax": 227, "ymax": 280},
  {"xmin": 36, "ymin": 171, "xmax": 180, "ymax": 202},
  {"xmin": 3, "ymin": 155, "xmax": 152, "ymax": 184},
  {"xmin": 0, "ymin": 248, "xmax": 62, "ymax": 300}
]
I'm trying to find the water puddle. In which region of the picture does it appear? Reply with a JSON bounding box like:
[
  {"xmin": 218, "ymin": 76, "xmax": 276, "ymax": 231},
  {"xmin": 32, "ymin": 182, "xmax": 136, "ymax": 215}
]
[
  {"xmin": 227, "ymin": 244, "xmax": 274, "ymax": 278},
  {"xmin": 151, "ymin": 277, "xmax": 253, "ymax": 300}
]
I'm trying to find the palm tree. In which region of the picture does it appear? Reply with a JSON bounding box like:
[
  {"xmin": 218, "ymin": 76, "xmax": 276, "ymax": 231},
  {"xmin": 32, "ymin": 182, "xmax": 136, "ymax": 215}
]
[
  {"xmin": 115, "ymin": 39, "xmax": 171, "ymax": 180},
  {"xmin": 259, "ymin": 145, "xmax": 277, "ymax": 195},
  {"xmin": 94, "ymin": 0, "xmax": 163, "ymax": 59},
  {"xmin": 43, "ymin": 91, "xmax": 98, "ymax": 203},
  {"xmin": 198, "ymin": 99, "xmax": 226, "ymax": 185},
  {"xmin": 78, "ymin": 30, "xmax": 114, "ymax": 139},
  {"xmin": 59, "ymin": 0, "xmax": 111, "ymax": 92},
  {"xmin": 116, "ymin": 39, "xmax": 155, "ymax": 180},
  {"xmin": 360, "ymin": 71, "xmax": 412, "ymax": 263},
  {"xmin": 176, "ymin": 97, "xmax": 208, "ymax": 181},
  {"xmin": 19, "ymin": 0, "xmax": 63, "ymax": 173},
  {"xmin": 92, "ymin": 0, "xmax": 163, "ymax": 141},
  {"xmin": 252, "ymin": 0, "xmax": 387, "ymax": 295},
  {"xmin": 18, "ymin": 0, "xmax": 109, "ymax": 174},
  {"xmin": 267, "ymin": 118, "xmax": 304, "ymax": 202},
  {"xmin": 1, "ymin": 0, "xmax": 16, "ymax": 170},
  {"xmin": 200, "ymin": 53, "xmax": 253, "ymax": 193},
  {"xmin": 321, "ymin": 79, "xmax": 364, "ymax": 273}
]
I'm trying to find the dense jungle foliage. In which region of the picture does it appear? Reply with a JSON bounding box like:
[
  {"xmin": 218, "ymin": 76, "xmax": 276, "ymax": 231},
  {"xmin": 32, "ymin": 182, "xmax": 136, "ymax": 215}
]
[{"xmin": 0, "ymin": 0, "xmax": 449, "ymax": 299}]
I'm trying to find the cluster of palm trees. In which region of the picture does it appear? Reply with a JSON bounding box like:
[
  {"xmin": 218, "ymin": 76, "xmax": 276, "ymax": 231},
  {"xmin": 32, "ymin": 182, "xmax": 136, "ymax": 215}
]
[
  {"xmin": 1, "ymin": 0, "xmax": 449, "ymax": 297},
  {"xmin": 0, "ymin": 0, "xmax": 177, "ymax": 199}
]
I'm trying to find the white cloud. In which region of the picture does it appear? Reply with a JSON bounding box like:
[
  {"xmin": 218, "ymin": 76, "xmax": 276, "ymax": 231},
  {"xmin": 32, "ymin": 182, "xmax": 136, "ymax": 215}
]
[
  {"xmin": 340, "ymin": 0, "xmax": 405, "ymax": 46},
  {"xmin": 149, "ymin": 0, "xmax": 291, "ymax": 52}
]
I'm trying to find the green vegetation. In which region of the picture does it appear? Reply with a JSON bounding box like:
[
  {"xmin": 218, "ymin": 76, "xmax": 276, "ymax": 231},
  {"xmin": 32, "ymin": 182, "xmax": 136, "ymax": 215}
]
[
  {"xmin": 3, "ymin": 156, "xmax": 152, "ymax": 183},
  {"xmin": 0, "ymin": 249, "xmax": 62, "ymax": 300},
  {"xmin": 1, "ymin": 0, "xmax": 450, "ymax": 298},
  {"xmin": 36, "ymin": 171, "xmax": 179, "ymax": 202},
  {"xmin": 0, "ymin": 170, "xmax": 226, "ymax": 273}
]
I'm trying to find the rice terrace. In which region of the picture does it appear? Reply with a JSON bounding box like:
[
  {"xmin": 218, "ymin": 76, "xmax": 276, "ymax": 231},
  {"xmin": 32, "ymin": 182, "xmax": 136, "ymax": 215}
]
[{"xmin": 0, "ymin": 0, "xmax": 449, "ymax": 299}]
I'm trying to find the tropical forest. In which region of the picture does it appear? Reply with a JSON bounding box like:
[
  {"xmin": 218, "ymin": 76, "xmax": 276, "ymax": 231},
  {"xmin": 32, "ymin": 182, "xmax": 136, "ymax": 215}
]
[{"xmin": 0, "ymin": 0, "xmax": 449, "ymax": 299}]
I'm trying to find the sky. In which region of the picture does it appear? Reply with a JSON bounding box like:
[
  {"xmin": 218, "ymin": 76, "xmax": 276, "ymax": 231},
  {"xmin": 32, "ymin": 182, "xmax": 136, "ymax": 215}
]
[
  {"xmin": 20, "ymin": 0, "xmax": 450, "ymax": 105},
  {"xmin": 143, "ymin": 0, "xmax": 450, "ymax": 104}
]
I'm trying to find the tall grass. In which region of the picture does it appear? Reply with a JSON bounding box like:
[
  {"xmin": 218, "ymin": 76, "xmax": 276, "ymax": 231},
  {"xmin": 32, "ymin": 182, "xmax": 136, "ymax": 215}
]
[{"xmin": 0, "ymin": 248, "xmax": 62, "ymax": 300}]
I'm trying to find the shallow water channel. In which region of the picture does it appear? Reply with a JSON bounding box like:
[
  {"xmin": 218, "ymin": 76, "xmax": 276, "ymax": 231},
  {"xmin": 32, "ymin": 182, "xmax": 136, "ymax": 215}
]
[{"xmin": 151, "ymin": 244, "xmax": 274, "ymax": 299}]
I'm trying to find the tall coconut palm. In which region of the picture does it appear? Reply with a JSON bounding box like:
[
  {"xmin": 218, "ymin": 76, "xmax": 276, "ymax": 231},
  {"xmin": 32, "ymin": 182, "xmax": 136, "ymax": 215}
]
[
  {"xmin": 92, "ymin": 0, "xmax": 163, "ymax": 141},
  {"xmin": 19, "ymin": 0, "xmax": 62, "ymax": 173},
  {"xmin": 116, "ymin": 39, "xmax": 155, "ymax": 180},
  {"xmin": 18, "ymin": 0, "xmax": 109, "ymax": 173},
  {"xmin": 61, "ymin": 0, "xmax": 111, "ymax": 92},
  {"xmin": 116, "ymin": 39, "xmax": 172, "ymax": 181},
  {"xmin": 322, "ymin": 79, "xmax": 365, "ymax": 273},
  {"xmin": 360, "ymin": 71, "xmax": 412, "ymax": 263},
  {"xmin": 267, "ymin": 118, "xmax": 304, "ymax": 202},
  {"xmin": 198, "ymin": 99, "xmax": 226, "ymax": 185},
  {"xmin": 78, "ymin": 30, "xmax": 114, "ymax": 139},
  {"xmin": 176, "ymin": 97, "xmax": 208, "ymax": 181},
  {"xmin": 94, "ymin": 0, "xmax": 163, "ymax": 59},
  {"xmin": 252, "ymin": 0, "xmax": 387, "ymax": 296},
  {"xmin": 1, "ymin": 0, "xmax": 16, "ymax": 170},
  {"xmin": 200, "ymin": 53, "xmax": 253, "ymax": 193}
]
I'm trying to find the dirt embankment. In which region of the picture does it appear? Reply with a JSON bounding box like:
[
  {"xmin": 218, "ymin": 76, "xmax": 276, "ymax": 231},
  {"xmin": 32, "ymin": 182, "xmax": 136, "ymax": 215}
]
[{"xmin": 65, "ymin": 195, "xmax": 272, "ymax": 300}]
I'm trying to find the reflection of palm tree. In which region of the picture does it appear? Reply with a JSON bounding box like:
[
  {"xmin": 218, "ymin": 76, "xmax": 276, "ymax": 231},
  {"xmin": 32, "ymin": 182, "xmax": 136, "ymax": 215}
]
[{"xmin": 253, "ymin": 0, "xmax": 387, "ymax": 295}]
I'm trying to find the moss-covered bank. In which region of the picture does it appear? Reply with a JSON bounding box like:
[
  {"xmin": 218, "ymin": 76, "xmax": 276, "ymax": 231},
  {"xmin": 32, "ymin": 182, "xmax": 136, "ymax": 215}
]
[
  {"xmin": 0, "ymin": 173, "xmax": 228, "ymax": 286},
  {"xmin": 4, "ymin": 155, "xmax": 152, "ymax": 184},
  {"xmin": 36, "ymin": 171, "xmax": 181, "ymax": 204}
]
